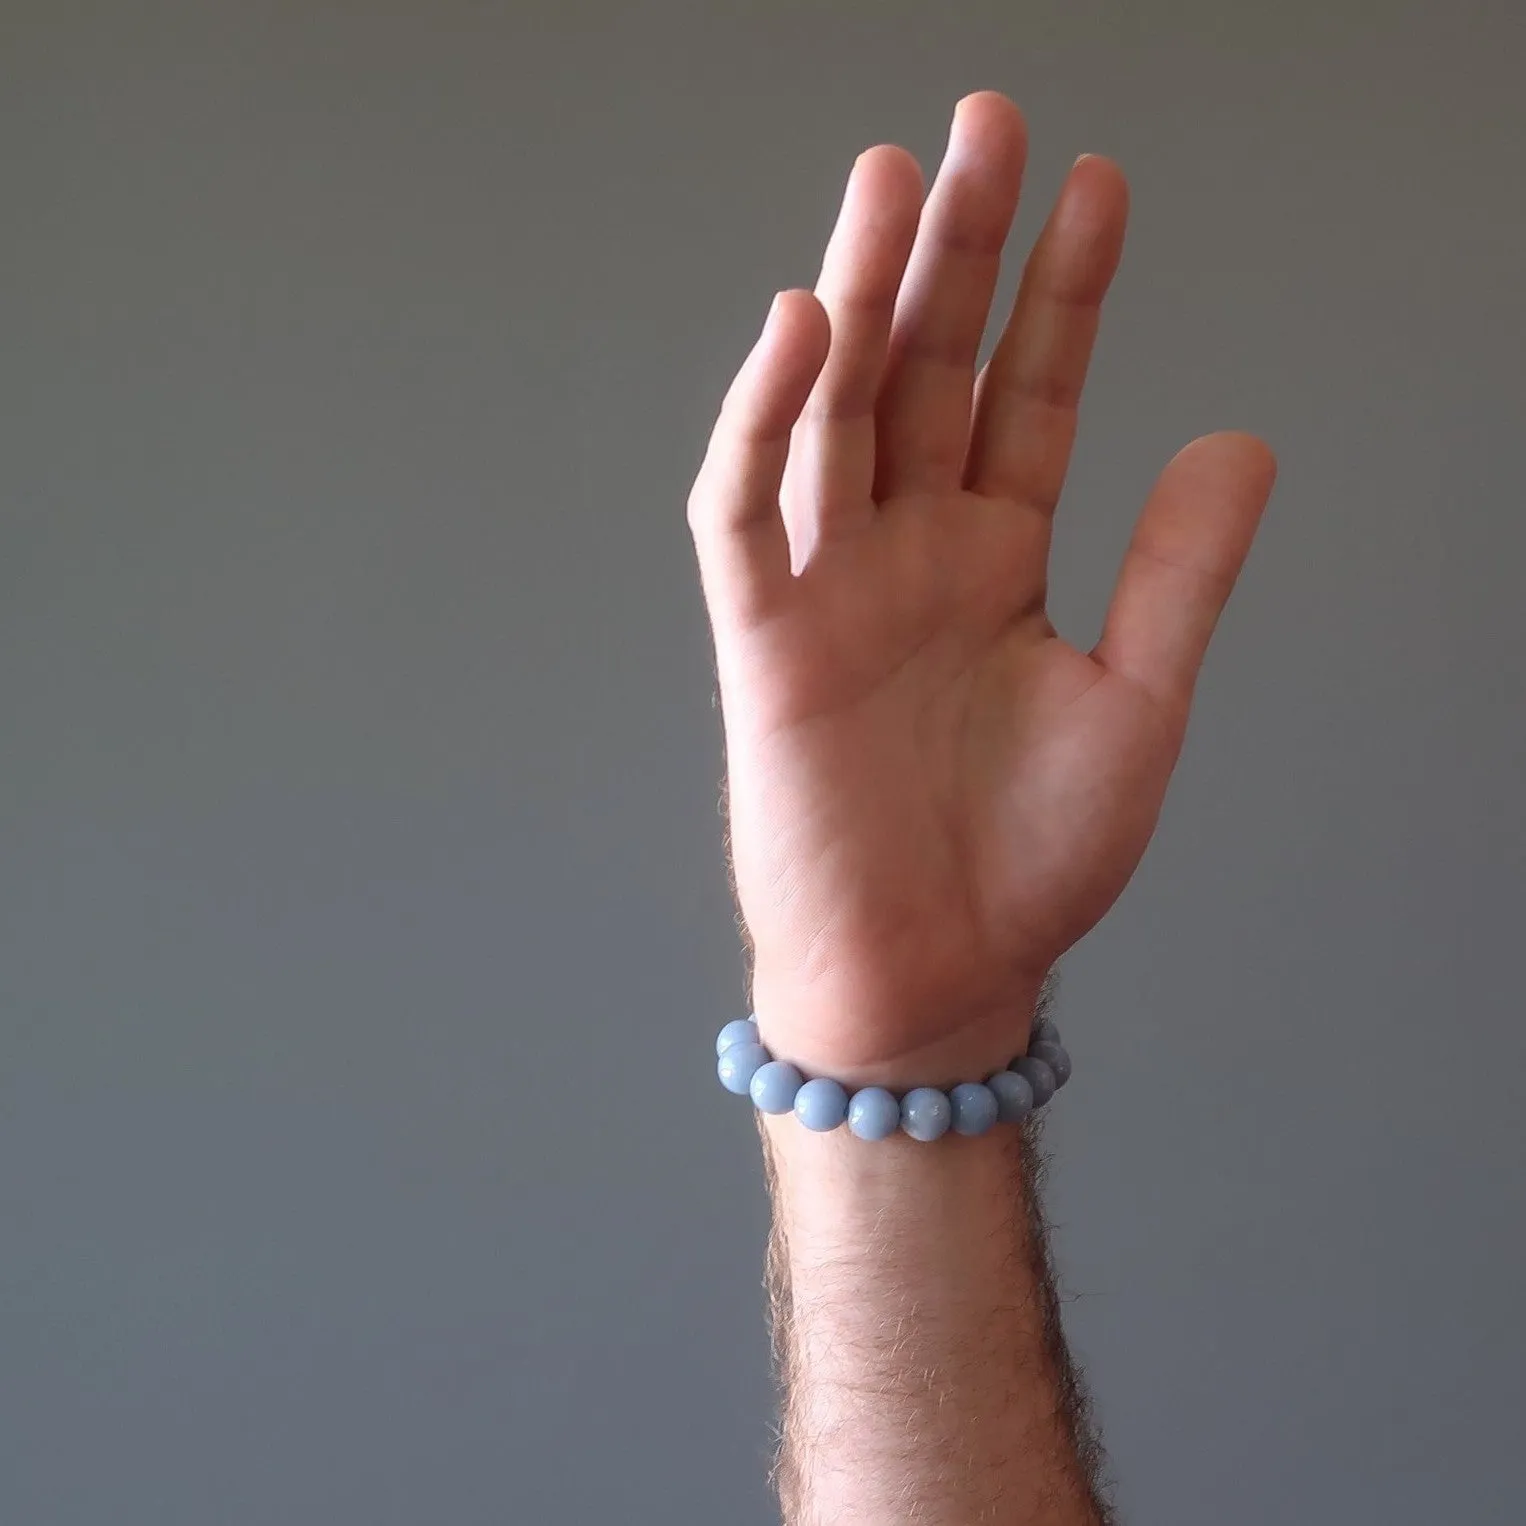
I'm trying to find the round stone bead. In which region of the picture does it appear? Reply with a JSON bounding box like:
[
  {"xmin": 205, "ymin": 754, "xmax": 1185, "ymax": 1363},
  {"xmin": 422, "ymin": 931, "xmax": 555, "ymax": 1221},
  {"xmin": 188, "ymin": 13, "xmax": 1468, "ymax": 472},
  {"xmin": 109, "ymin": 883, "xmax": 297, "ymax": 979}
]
[
  {"xmin": 900, "ymin": 1086, "xmax": 952, "ymax": 1142},
  {"xmin": 716, "ymin": 1041, "xmax": 769, "ymax": 1095},
  {"xmin": 949, "ymin": 1081, "xmax": 999, "ymax": 1136},
  {"xmin": 1030, "ymin": 1017, "xmax": 1060, "ymax": 1048},
  {"xmin": 716, "ymin": 1018, "xmax": 759, "ymax": 1056},
  {"xmin": 847, "ymin": 1087, "xmax": 901, "ymax": 1141},
  {"xmin": 749, "ymin": 1059, "xmax": 804, "ymax": 1115},
  {"xmin": 1028, "ymin": 1038, "xmax": 1072, "ymax": 1088},
  {"xmin": 987, "ymin": 1068, "xmax": 1035, "ymax": 1124},
  {"xmin": 794, "ymin": 1077, "xmax": 849, "ymax": 1132},
  {"xmin": 1013, "ymin": 1055, "xmax": 1057, "ymax": 1109}
]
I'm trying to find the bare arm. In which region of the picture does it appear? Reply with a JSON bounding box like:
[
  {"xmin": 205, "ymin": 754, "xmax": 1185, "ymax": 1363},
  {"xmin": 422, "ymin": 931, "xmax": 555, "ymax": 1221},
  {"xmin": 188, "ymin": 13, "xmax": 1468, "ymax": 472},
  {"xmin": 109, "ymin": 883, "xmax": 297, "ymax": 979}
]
[
  {"xmin": 760, "ymin": 994, "xmax": 1111, "ymax": 1524},
  {"xmin": 687, "ymin": 89, "xmax": 1275, "ymax": 1524}
]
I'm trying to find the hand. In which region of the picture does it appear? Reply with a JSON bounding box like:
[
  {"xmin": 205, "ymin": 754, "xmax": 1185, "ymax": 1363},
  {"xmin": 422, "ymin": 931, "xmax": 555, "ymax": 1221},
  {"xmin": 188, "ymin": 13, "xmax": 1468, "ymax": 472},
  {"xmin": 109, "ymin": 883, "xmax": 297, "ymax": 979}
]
[{"xmin": 687, "ymin": 92, "xmax": 1276, "ymax": 1087}]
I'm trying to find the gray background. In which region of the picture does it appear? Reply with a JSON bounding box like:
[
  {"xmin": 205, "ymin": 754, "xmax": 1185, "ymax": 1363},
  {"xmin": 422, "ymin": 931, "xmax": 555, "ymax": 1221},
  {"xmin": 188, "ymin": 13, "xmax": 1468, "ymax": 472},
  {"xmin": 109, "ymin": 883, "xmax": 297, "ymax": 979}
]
[{"xmin": 2, "ymin": 2, "xmax": 1522, "ymax": 1522}]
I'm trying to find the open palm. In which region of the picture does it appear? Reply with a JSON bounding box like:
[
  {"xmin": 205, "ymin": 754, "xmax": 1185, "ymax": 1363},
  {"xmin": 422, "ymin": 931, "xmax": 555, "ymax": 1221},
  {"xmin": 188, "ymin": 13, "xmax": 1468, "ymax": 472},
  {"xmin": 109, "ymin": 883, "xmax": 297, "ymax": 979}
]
[{"xmin": 688, "ymin": 93, "xmax": 1276, "ymax": 1089}]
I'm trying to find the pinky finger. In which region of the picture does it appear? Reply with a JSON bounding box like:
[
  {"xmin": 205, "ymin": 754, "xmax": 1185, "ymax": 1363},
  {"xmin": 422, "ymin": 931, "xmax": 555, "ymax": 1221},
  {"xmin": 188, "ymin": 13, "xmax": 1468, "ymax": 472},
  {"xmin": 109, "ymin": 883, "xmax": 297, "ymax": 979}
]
[
  {"xmin": 687, "ymin": 289, "xmax": 831, "ymax": 625},
  {"xmin": 1093, "ymin": 432, "xmax": 1278, "ymax": 712}
]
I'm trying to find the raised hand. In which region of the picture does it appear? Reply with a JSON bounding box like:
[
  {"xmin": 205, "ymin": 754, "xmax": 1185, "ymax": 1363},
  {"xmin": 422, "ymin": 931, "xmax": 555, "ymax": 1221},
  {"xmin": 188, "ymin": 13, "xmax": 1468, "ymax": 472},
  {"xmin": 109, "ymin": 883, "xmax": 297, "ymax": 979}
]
[{"xmin": 687, "ymin": 92, "xmax": 1276, "ymax": 1088}]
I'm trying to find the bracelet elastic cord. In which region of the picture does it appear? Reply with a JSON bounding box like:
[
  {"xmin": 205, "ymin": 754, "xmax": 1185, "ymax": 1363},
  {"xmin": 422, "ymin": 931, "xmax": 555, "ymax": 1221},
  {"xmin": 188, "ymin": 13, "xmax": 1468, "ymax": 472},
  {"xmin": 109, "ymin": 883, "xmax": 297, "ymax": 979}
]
[{"xmin": 715, "ymin": 1014, "xmax": 1071, "ymax": 1141}]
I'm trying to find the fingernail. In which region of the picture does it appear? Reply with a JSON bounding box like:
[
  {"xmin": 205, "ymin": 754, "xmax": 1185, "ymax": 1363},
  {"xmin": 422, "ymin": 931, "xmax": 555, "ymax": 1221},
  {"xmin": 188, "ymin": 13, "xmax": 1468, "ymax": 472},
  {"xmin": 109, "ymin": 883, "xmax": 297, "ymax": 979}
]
[{"xmin": 1073, "ymin": 152, "xmax": 1097, "ymax": 168}]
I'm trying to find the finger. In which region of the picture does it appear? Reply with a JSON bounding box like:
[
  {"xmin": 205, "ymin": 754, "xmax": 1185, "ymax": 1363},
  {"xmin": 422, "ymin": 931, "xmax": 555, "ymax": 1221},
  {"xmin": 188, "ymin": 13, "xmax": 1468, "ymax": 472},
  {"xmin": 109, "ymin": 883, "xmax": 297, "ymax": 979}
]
[
  {"xmin": 687, "ymin": 289, "xmax": 831, "ymax": 623},
  {"xmin": 873, "ymin": 91, "xmax": 1028, "ymax": 499},
  {"xmin": 780, "ymin": 144, "xmax": 923, "ymax": 546},
  {"xmin": 1094, "ymin": 432, "xmax": 1278, "ymax": 711},
  {"xmin": 965, "ymin": 153, "xmax": 1129, "ymax": 514}
]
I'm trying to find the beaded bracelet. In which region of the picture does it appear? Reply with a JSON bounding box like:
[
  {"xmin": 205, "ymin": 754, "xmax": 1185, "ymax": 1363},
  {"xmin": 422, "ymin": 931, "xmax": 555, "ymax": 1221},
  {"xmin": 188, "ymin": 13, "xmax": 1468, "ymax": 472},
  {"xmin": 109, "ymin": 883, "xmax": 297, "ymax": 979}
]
[{"xmin": 715, "ymin": 1014, "xmax": 1072, "ymax": 1141}]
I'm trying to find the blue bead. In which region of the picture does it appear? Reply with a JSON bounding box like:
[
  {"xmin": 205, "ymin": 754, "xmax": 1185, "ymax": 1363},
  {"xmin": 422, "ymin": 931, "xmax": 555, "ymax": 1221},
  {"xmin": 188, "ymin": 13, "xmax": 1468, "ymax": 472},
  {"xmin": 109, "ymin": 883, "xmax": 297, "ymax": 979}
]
[
  {"xmin": 1031, "ymin": 1017, "xmax": 1060, "ymax": 1048},
  {"xmin": 1013, "ymin": 1056, "xmax": 1057, "ymax": 1109},
  {"xmin": 847, "ymin": 1087, "xmax": 901, "ymax": 1141},
  {"xmin": 949, "ymin": 1081, "xmax": 999, "ymax": 1136},
  {"xmin": 749, "ymin": 1059, "xmax": 804, "ymax": 1115},
  {"xmin": 900, "ymin": 1087, "xmax": 952, "ymax": 1142},
  {"xmin": 794, "ymin": 1077, "xmax": 849, "ymax": 1132},
  {"xmin": 716, "ymin": 1041, "xmax": 769, "ymax": 1095},
  {"xmin": 1028, "ymin": 1038, "xmax": 1072, "ymax": 1088},
  {"xmin": 716, "ymin": 1018, "xmax": 759, "ymax": 1055},
  {"xmin": 987, "ymin": 1069, "xmax": 1035, "ymax": 1123}
]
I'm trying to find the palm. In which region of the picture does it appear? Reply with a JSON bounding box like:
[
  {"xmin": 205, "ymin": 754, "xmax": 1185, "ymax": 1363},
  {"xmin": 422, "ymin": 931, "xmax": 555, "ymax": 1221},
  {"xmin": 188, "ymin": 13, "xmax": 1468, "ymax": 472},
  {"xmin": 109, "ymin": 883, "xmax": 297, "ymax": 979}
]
[{"xmin": 689, "ymin": 95, "xmax": 1275, "ymax": 1084}]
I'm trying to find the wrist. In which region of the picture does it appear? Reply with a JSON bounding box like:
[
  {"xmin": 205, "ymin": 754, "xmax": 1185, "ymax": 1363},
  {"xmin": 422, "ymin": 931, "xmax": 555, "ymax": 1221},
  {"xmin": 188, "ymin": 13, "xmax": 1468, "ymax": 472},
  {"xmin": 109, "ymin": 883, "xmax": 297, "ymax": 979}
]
[
  {"xmin": 760, "ymin": 1105, "xmax": 1029, "ymax": 1253},
  {"xmin": 749, "ymin": 969, "xmax": 1050, "ymax": 1093}
]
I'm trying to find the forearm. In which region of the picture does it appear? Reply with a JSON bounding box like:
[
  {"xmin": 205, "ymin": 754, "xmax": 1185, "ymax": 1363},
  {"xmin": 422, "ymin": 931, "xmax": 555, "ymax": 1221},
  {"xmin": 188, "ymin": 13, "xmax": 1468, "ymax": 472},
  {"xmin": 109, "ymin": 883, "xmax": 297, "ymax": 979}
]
[{"xmin": 758, "ymin": 1077, "xmax": 1111, "ymax": 1525}]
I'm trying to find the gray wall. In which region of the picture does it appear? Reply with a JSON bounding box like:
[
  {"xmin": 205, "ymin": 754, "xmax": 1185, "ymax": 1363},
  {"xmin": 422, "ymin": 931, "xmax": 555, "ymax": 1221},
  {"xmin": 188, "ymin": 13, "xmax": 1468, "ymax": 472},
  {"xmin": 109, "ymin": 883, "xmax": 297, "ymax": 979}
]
[{"xmin": 2, "ymin": 3, "xmax": 1522, "ymax": 1521}]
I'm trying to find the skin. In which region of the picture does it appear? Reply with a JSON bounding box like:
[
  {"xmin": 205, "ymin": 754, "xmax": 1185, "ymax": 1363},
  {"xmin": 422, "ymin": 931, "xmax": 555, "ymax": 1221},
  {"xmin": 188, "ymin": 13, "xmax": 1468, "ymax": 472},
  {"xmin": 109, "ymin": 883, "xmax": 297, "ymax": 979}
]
[{"xmin": 687, "ymin": 90, "xmax": 1276, "ymax": 1523}]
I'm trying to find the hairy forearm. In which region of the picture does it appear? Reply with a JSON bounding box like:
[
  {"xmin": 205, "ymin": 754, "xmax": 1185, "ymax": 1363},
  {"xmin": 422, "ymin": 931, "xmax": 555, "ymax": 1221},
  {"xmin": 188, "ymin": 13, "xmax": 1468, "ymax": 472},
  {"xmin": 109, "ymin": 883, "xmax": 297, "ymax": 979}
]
[{"xmin": 758, "ymin": 1097, "xmax": 1111, "ymax": 1525}]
